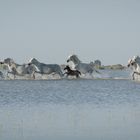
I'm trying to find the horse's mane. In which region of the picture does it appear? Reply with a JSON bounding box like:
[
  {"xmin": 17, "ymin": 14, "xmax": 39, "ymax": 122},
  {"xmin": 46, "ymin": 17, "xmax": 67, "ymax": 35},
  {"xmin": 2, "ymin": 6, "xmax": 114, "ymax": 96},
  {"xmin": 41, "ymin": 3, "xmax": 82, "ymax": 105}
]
[
  {"xmin": 4, "ymin": 58, "xmax": 15, "ymax": 64},
  {"xmin": 30, "ymin": 63, "xmax": 40, "ymax": 72},
  {"xmin": 133, "ymin": 56, "xmax": 140, "ymax": 64},
  {"xmin": 29, "ymin": 58, "xmax": 39, "ymax": 63},
  {"xmin": 69, "ymin": 54, "xmax": 81, "ymax": 63}
]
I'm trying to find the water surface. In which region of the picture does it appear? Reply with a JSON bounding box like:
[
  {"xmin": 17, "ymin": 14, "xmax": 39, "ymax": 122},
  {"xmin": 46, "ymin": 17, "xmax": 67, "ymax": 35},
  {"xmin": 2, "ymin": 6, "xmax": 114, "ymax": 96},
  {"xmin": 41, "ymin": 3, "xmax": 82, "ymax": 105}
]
[{"xmin": 0, "ymin": 79, "xmax": 140, "ymax": 140}]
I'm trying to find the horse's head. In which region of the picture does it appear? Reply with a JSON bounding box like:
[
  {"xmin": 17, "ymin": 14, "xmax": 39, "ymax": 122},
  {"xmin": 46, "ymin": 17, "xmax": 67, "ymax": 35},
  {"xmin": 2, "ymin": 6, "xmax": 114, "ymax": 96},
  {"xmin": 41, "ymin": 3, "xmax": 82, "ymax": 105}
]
[
  {"xmin": 133, "ymin": 56, "xmax": 140, "ymax": 64},
  {"xmin": 3, "ymin": 58, "xmax": 15, "ymax": 66},
  {"xmin": 128, "ymin": 56, "xmax": 140, "ymax": 67},
  {"xmin": 128, "ymin": 58, "xmax": 136, "ymax": 67},
  {"xmin": 67, "ymin": 54, "xmax": 81, "ymax": 64},
  {"xmin": 128, "ymin": 56, "xmax": 139, "ymax": 67}
]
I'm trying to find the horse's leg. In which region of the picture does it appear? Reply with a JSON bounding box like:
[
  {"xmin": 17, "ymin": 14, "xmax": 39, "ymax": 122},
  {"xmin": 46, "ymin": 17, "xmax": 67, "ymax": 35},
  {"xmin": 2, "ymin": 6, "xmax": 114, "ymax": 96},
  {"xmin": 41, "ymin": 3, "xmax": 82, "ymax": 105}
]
[
  {"xmin": 33, "ymin": 71, "xmax": 43, "ymax": 79},
  {"xmin": 76, "ymin": 73, "xmax": 79, "ymax": 78},
  {"xmin": 57, "ymin": 69, "xmax": 64, "ymax": 78},
  {"xmin": 14, "ymin": 74, "xmax": 16, "ymax": 79},
  {"xmin": 63, "ymin": 72, "xmax": 68, "ymax": 78},
  {"xmin": 89, "ymin": 72, "xmax": 94, "ymax": 79},
  {"xmin": 7, "ymin": 71, "xmax": 9, "ymax": 78},
  {"xmin": 59, "ymin": 72, "xmax": 64, "ymax": 78},
  {"xmin": 63, "ymin": 72, "xmax": 67, "ymax": 77},
  {"xmin": 132, "ymin": 72, "xmax": 134, "ymax": 80},
  {"xmin": 33, "ymin": 74, "xmax": 35, "ymax": 79},
  {"xmin": 6, "ymin": 72, "xmax": 10, "ymax": 79},
  {"xmin": 65, "ymin": 73, "xmax": 68, "ymax": 78},
  {"xmin": 7, "ymin": 71, "xmax": 15, "ymax": 79},
  {"xmin": 76, "ymin": 71, "xmax": 80, "ymax": 78},
  {"xmin": 32, "ymin": 71, "xmax": 36, "ymax": 79},
  {"xmin": 132, "ymin": 72, "xmax": 136, "ymax": 80}
]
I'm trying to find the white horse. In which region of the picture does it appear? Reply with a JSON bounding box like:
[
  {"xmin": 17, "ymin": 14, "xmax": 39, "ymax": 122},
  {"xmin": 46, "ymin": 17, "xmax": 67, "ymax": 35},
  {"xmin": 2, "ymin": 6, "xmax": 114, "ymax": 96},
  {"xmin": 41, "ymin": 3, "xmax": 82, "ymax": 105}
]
[
  {"xmin": 127, "ymin": 56, "xmax": 140, "ymax": 80},
  {"xmin": 1, "ymin": 58, "xmax": 36, "ymax": 79},
  {"xmin": 67, "ymin": 55, "xmax": 99, "ymax": 76},
  {"xmin": 28, "ymin": 58, "xmax": 63, "ymax": 77}
]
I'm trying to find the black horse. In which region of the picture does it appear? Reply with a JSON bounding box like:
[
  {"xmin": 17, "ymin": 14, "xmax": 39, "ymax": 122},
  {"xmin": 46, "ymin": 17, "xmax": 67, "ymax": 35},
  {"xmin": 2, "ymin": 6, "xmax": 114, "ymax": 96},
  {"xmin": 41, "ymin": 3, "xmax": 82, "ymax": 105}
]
[{"xmin": 64, "ymin": 65, "xmax": 81, "ymax": 78}]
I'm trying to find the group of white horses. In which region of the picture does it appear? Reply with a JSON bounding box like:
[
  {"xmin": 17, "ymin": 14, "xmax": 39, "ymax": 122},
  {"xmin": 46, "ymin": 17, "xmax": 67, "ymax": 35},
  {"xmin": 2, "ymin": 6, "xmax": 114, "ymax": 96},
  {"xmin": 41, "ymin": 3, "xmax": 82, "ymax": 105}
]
[
  {"xmin": 0, "ymin": 55, "xmax": 100, "ymax": 79},
  {"xmin": 0, "ymin": 54, "xmax": 140, "ymax": 80}
]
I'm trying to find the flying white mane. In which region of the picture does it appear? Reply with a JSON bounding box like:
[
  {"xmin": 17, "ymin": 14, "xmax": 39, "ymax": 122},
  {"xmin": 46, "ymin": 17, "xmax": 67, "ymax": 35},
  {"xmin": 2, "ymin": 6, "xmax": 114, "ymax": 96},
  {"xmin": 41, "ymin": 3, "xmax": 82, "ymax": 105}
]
[
  {"xmin": 67, "ymin": 54, "xmax": 81, "ymax": 64},
  {"xmin": 133, "ymin": 56, "xmax": 140, "ymax": 64},
  {"xmin": 29, "ymin": 58, "xmax": 39, "ymax": 64}
]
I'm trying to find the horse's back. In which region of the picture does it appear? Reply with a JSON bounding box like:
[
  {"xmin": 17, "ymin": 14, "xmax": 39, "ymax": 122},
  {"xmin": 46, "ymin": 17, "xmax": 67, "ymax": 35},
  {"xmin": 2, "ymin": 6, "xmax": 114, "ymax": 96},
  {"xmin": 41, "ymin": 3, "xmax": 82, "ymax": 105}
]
[
  {"xmin": 40, "ymin": 63, "xmax": 63, "ymax": 76},
  {"xmin": 75, "ymin": 63, "xmax": 93, "ymax": 74}
]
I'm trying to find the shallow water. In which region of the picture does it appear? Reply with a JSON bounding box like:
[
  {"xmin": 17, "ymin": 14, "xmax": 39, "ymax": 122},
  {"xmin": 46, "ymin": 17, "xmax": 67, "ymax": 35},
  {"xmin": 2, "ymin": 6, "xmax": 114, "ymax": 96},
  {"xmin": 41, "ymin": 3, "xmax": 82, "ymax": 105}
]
[
  {"xmin": 0, "ymin": 78, "xmax": 140, "ymax": 140},
  {"xmin": 0, "ymin": 68, "xmax": 132, "ymax": 80}
]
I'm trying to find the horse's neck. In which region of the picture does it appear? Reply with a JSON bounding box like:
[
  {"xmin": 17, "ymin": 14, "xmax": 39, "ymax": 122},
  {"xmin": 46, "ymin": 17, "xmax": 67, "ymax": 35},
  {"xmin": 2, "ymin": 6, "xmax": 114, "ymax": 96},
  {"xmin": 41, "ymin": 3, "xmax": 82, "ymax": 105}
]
[
  {"xmin": 11, "ymin": 63, "xmax": 17, "ymax": 69},
  {"xmin": 33, "ymin": 61, "xmax": 40, "ymax": 67},
  {"xmin": 32, "ymin": 64, "xmax": 40, "ymax": 72},
  {"xmin": 73, "ymin": 57, "xmax": 81, "ymax": 65},
  {"xmin": 67, "ymin": 61, "xmax": 75, "ymax": 69}
]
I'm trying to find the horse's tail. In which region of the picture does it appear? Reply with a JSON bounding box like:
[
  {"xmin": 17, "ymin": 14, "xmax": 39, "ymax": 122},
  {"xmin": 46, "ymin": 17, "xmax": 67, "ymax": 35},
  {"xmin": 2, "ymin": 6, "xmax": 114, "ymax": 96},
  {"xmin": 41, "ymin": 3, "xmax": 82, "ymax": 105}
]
[{"xmin": 57, "ymin": 65, "xmax": 64, "ymax": 77}]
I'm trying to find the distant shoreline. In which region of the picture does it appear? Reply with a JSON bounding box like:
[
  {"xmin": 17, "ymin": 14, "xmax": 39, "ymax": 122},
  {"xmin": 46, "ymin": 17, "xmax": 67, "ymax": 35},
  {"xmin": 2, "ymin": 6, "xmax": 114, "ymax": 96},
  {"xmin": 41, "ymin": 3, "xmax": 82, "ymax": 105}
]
[{"xmin": 96, "ymin": 64, "xmax": 126, "ymax": 70}]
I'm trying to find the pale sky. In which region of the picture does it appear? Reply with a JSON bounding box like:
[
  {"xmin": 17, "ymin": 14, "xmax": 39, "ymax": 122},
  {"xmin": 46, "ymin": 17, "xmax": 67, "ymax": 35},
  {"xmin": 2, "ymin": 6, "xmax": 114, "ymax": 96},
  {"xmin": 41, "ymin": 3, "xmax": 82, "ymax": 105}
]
[{"xmin": 0, "ymin": 0, "xmax": 140, "ymax": 65}]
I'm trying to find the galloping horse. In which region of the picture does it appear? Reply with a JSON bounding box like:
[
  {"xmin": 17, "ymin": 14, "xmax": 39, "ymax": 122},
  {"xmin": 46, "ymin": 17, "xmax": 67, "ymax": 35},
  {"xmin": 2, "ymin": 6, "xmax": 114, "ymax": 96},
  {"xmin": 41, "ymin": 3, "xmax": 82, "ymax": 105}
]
[
  {"xmin": 29, "ymin": 58, "xmax": 63, "ymax": 78},
  {"xmin": 67, "ymin": 54, "xmax": 99, "ymax": 76},
  {"xmin": 1, "ymin": 58, "xmax": 36, "ymax": 79},
  {"xmin": 64, "ymin": 65, "xmax": 81, "ymax": 78}
]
